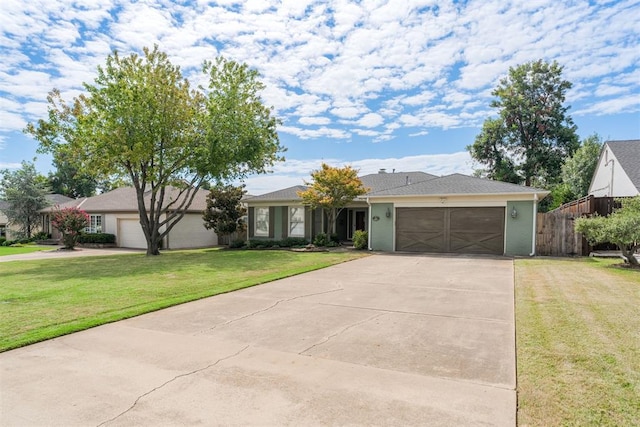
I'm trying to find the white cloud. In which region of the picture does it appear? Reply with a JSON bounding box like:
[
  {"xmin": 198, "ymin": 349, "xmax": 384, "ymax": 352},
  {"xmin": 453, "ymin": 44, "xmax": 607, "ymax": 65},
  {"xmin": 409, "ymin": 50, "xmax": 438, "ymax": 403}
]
[
  {"xmin": 1, "ymin": 0, "xmax": 638, "ymax": 175},
  {"xmin": 298, "ymin": 116, "xmax": 331, "ymax": 126},
  {"xmin": 243, "ymin": 151, "xmax": 474, "ymax": 194},
  {"xmin": 357, "ymin": 112, "xmax": 384, "ymax": 128}
]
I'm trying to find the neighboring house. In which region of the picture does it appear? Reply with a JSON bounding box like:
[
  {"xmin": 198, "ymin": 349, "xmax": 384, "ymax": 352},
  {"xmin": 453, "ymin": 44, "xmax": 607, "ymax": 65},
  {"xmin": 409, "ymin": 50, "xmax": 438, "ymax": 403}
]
[
  {"xmin": 0, "ymin": 200, "xmax": 9, "ymax": 239},
  {"xmin": 589, "ymin": 140, "xmax": 640, "ymax": 197},
  {"xmin": 246, "ymin": 170, "xmax": 549, "ymax": 256},
  {"xmin": 40, "ymin": 187, "xmax": 217, "ymax": 249},
  {"xmin": 0, "ymin": 194, "xmax": 73, "ymax": 240}
]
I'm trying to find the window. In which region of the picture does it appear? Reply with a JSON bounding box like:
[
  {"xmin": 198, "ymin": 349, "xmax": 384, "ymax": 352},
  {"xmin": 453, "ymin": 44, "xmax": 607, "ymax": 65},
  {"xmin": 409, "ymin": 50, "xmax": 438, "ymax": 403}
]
[
  {"xmin": 85, "ymin": 215, "xmax": 102, "ymax": 234},
  {"xmin": 289, "ymin": 207, "xmax": 305, "ymax": 237},
  {"xmin": 255, "ymin": 207, "xmax": 269, "ymax": 236},
  {"xmin": 0, "ymin": 225, "xmax": 6, "ymax": 238}
]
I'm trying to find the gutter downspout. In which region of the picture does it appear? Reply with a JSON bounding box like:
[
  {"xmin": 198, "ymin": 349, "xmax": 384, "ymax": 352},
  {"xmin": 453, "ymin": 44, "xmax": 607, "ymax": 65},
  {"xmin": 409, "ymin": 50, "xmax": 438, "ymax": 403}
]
[
  {"xmin": 366, "ymin": 196, "xmax": 372, "ymax": 251},
  {"xmin": 530, "ymin": 194, "xmax": 538, "ymax": 256}
]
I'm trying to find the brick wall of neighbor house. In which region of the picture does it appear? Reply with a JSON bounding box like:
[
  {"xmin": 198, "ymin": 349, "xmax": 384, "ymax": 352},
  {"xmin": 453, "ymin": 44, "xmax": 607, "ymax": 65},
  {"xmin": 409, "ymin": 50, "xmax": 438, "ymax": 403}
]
[
  {"xmin": 369, "ymin": 203, "xmax": 394, "ymax": 251},
  {"xmin": 505, "ymin": 200, "xmax": 535, "ymax": 256}
]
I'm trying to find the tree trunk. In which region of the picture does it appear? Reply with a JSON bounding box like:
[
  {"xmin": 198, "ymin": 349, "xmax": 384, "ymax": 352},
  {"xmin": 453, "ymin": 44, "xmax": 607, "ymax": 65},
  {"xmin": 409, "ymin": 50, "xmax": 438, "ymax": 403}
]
[
  {"xmin": 146, "ymin": 238, "xmax": 161, "ymax": 256},
  {"xmin": 621, "ymin": 243, "xmax": 639, "ymax": 267}
]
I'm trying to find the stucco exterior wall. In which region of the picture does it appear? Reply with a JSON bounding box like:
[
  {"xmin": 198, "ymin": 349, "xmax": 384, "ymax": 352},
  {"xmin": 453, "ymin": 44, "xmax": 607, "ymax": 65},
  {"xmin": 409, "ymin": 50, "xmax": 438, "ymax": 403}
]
[
  {"xmin": 369, "ymin": 203, "xmax": 394, "ymax": 251},
  {"xmin": 505, "ymin": 200, "xmax": 535, "ymax": 256}
]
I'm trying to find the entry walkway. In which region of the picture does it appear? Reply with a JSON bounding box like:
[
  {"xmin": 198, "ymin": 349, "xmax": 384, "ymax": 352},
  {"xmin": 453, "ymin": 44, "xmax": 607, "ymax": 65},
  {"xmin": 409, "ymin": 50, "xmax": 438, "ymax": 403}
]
[{"xmin": 0, "ymin": 254, "xmax": 516, "ymax": 426}]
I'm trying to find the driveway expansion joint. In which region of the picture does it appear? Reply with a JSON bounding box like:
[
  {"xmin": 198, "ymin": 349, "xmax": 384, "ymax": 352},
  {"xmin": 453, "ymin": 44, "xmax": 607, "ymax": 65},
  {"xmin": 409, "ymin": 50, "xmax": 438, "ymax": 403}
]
[
  {"xmin": 197, "ymin": 287, "xmax": 344, "ymax": 334},
  {"xmin": 317, "ymin": 302, "xmax": 510, "ymax": 324},
  {"xmin": 95, "ymin": 345, "xmax": 250, "ymax": 427}
]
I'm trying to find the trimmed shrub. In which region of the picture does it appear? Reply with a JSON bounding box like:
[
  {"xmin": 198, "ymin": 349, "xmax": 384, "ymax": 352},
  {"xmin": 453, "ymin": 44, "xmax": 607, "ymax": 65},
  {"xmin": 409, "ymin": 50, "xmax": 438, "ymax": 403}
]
[
  {"xmin": 0, "ymin": 238, "xmax": 5, "ymax": 246},
  {"xmin": 33, "ymin": 231, "xmax": 51, "ymax": 241},
  {"xmin": 353, "ymin": 230, "xmax": 368, "ymax": 250},
  {"xmin": 247, "ymin": 238, "xmax": 309, "ymax": 249},
  {"xmin": 313, "ymin": 233, "xmax": 330, "ymax": 247},
  {"xmin": 77, "ymin": 233, "xmax": 116, "ymax": 244},
  {"xmin": 280, "ymin": 237, "xmax": 309, "ymax": 247},
  {"xmin": 229, "ymin": 239, "xmax": 246, "ymax": 249}
]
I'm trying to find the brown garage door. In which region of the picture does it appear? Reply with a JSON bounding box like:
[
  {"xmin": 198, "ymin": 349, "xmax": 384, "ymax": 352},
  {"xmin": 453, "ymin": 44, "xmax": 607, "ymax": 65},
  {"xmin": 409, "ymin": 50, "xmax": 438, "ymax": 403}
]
[{"xmin": 396, "ymin": 207, "xmax": 505, "ymax": 255}]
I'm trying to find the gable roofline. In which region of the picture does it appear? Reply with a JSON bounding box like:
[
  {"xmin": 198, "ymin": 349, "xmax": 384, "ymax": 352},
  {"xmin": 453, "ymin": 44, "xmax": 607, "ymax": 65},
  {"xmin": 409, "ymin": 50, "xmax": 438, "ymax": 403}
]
[{"xmin": 588, "ymin": 139, "xmax": 640, "ymax": 194}]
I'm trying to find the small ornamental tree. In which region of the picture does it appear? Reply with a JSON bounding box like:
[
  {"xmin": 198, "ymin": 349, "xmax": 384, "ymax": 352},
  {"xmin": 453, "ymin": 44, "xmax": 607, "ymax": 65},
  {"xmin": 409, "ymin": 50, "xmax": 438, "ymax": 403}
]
[
  {"xmin": 298, "ymin": 164, "xmax": 369, "ymax": 234},
  {"xmin": 202, "ymin": 184, "xmax": 247, "ymax": 241},
  {"xmin": 575, "ymin": 196, "xmax": 640, "ymax": 268},
  {"xmin": 51, "ymin": 207, "xmax": 89, "ymax": 249}
]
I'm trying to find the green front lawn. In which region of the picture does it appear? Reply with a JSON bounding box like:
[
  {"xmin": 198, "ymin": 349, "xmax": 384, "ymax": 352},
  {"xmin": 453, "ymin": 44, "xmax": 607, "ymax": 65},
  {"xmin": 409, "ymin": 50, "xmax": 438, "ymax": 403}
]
[
  {"xmin": 0, "ymin": 244, "xmax": 55, "ymax": 256},
  {"xmin": 516, "ymin": 257, "xmax": 640, "ymax": 426},
  {"xmin": 0, "ymin": 248, "xmax": 367, "ymax": 352}
]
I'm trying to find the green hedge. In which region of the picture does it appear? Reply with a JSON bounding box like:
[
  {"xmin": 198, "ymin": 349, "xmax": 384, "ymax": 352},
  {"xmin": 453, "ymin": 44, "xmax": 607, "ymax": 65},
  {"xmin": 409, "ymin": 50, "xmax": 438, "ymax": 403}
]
[
  {"xmin": 78, "ymin": 233, "xmax": 116, "ymax": 244},
  {"xmin": 246, "ymin": 237, "xmax": 309, "ymax": 249}
]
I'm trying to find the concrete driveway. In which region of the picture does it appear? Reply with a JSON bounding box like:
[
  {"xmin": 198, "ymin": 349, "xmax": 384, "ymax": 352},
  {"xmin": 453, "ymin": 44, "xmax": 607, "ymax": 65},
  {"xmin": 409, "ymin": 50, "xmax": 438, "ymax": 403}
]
[{"xmin": 0, "ymin": 254, "xmax": 516, "ymax": 426}]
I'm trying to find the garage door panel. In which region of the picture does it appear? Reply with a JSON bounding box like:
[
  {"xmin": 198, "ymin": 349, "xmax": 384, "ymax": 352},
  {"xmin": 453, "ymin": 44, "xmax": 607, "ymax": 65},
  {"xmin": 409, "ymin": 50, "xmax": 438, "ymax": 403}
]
[
  {"xmin": 396, "ymin": 208, "xmax": 446, "ymax": 252},
  {"xmin": 118, "ymin": 219, "xmax": 147, "ymax": 249},
  {"xmin": 450, "ymin": 208, "xmax": 504, "ymax": 232},
  {"xmin": 450, "ymin": 232, "xmax": 504, "ymax": 254},
  {"xmin": 396, "ymin": 207, "xmax": 504, "ymax": 255},
  {"xmin": 397, "ymin": 231, "xmax": 445, "ymax": 252}
]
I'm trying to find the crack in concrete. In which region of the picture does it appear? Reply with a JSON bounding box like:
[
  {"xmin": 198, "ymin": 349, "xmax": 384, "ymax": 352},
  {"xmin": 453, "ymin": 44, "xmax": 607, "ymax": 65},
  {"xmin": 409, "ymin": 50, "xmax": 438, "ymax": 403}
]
[
  {"xmin": 198, "ymin": 287, "xmax": 344, "ymax": 334},
  {"xmin": 317, "ymin": 302, "xmax": 510, "ymax": 324},
  {"xmin": 96, "ymin": 345, "xmax": 250, "ymax": 427},
  {"xmin": 299, "ymin": 313, "xmax": 385, "ymax": 355}
]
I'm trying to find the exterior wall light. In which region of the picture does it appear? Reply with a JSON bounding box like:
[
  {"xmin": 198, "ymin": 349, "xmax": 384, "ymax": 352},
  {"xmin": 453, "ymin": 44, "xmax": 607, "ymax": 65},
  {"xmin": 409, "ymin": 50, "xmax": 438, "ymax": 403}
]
[
  {"xmin": 511, "ymin": 207, "xmax": 518, "ymax": 219},
  {"xmin": 386, "ymin": 207, "xmax": 392, "ymax": 218}
]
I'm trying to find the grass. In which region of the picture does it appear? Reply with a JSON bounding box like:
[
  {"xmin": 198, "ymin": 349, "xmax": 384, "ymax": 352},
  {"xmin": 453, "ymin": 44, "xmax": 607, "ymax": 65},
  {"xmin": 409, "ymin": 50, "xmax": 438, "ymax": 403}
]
[
  {"xmin": 515, "ymin": 257, "xmax": 640, "ymax": 426},
  {"xmin": 0, "ymin": 244, "xmax": 55, "ymax": 256},
  {"xmin": 0, "ymin": 248, "xmax": 368, "ymax": 352}
]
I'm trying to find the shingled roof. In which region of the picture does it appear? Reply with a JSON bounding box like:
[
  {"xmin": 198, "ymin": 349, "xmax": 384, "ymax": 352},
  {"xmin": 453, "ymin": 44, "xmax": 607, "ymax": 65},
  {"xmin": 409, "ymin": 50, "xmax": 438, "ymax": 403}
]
[
  {"xmin": 1, "ymin": 194, "xmax": 73, "ymax": 213},
  {"xmin": 248, "ymin": 172, "xmax": 439, "ymax": 202},
  {"xmin": 366, "ymin": 173, "xmax": 548, "ymax": 197},
  {"xmin": 606, "ymin": 140, "xmax": 640, "ymax": 192},
  {"xmin": 40, "ymin": 186, "xmax": 210, "ymax": 213}
]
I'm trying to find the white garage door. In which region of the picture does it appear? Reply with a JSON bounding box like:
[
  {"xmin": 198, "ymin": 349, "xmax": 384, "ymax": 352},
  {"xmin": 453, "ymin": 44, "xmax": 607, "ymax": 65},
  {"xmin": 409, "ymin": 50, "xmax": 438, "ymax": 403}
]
[
  {"xmin": 118, "ymin": 219, "xmax": 147, "ymax": 249},
  {"xmin": 168, "ymin": 214, "xmax": 218, "ymax": 249}
]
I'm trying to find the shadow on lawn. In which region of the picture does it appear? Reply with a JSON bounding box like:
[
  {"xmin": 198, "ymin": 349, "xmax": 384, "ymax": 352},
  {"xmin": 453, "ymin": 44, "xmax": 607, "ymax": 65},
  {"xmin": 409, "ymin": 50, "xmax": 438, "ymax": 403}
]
[{"xmin": 1, "ymin": 250, "xmax": 323, "ymax": 283}]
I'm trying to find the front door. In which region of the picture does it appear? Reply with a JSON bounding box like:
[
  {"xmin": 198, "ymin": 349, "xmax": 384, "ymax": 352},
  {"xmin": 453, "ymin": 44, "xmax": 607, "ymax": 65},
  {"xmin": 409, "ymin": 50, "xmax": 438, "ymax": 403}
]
[{"xmin": 348, "ymin": 209, "xmax": 367, "ymax": 239}]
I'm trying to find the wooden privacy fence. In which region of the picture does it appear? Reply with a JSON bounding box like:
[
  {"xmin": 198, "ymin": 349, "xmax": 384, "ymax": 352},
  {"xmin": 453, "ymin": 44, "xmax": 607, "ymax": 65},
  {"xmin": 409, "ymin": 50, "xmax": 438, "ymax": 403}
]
[
  {"xmin": 536, "ymin": 211, "xmax": 588, "ymax": 256},
  {"xmin": 535, "ymin": 195, "xmax": 616, "ymax": 256}
]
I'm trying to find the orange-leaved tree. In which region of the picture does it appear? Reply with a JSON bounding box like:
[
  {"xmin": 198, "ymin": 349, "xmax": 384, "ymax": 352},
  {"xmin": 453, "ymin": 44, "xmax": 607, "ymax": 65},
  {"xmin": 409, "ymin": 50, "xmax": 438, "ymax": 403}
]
[{"xmin": 297, "ymin": 164, "xmax": 369, "ymax": 235}]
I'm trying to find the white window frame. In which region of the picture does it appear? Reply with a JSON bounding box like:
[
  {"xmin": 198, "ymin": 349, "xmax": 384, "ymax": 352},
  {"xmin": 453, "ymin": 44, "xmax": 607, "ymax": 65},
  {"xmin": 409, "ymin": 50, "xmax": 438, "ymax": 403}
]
[
  {"xmin": 254, "ymin": 207, "xmax": 269, "ymax": 237},
  {"xmin": 85, "ymin": 214, "xmax": 102, "ymax": 234},
  {"xmin": 289, "ymin": 206, "xmax": 305, "ymax": 237}
]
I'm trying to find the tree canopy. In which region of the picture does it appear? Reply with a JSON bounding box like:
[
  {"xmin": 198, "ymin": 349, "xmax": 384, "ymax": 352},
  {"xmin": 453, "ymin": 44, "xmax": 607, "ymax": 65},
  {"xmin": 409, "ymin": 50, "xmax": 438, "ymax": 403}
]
[
  {"xmin": 202, "ymin": 184, "xmax": 247, "ymax": 238},
  {"xmin": 575, "ymin": 196, "xmax": 640, "ymax": 268},
  {"xmin": 468, "ymin": 60, "xmax": 579, "ymax": 187},
  {"xmin": 0, "ymin": 162, "xmax": 49, "ymax": 238},
  {"xmin": 297, "ymin": 164, "xmax": 369, "ymax": 234},
  {"xmin": 27, "ymin": 46, "xmax": 283, "ymax": 255},
  {"xmin": 561, "ymin": 133, "xmax": 602, "ymax": 198},
  {"xmin": 48, "ymin": 149, "xmax": 98, "ymax": 198}
]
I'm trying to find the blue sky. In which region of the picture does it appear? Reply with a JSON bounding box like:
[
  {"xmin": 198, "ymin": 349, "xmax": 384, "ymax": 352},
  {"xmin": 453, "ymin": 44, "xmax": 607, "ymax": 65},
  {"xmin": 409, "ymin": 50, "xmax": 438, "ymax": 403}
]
[{"xmin": 1, "ymin": 0, "xmax": 639, "ymax": 194}]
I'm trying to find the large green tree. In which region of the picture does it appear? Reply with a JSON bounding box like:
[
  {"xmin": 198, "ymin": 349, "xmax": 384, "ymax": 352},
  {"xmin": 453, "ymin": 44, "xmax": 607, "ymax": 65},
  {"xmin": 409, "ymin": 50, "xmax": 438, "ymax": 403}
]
[
  {"xmin": 575, "ymin": 196, "xmax": 640, "ymax": 268},
  {"xmin": 297, "ymin": 164, "xmax": 369, "ymax": 234},
  {"xmin": 469, "ymin": 60, "xmax": 579, "ymax": 187},
  {"xmin": 27, "ymin": 46, "xmax": 282, "ymax": 255},
  {"xmin": 0, "ymin": 162, "xmax": 50, "ymax": 238}
]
